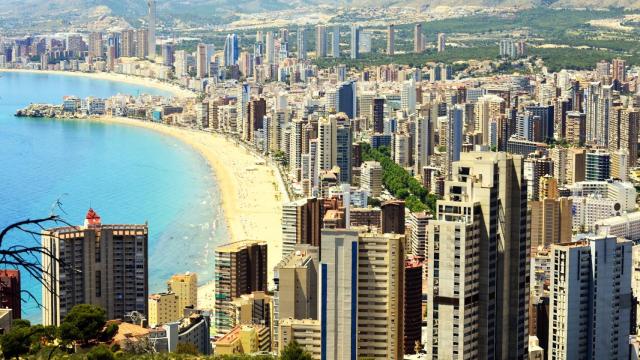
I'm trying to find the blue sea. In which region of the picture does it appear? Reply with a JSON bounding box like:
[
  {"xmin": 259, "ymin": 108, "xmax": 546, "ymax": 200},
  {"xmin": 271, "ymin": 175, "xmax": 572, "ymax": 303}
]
[{"xmin": 0, "ymin": 71, "xmax": 227, "ymax": 322}]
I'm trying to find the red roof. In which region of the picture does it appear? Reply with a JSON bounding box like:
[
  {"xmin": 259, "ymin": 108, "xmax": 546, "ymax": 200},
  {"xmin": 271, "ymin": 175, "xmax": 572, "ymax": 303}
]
[{"xmin": 85, "ymin": 208, "xmax": 101, "ymax": 225}]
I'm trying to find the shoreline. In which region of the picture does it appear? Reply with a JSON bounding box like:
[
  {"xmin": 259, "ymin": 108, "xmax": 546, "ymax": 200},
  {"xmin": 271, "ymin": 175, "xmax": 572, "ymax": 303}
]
[
  {"xmin": 0, "ymin": 68, "xmax": 195, "ymax": 99},
  {"xmin": 83, "ymin": 116, "xmax": 286, "ymax": 309},
  {"xmin": 4, "ymin": 69, "xmax": 286, "ymax": 310}
]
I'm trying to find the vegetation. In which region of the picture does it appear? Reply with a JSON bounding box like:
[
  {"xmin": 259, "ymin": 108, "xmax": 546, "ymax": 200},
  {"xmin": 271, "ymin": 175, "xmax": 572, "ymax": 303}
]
[
  {"xmin": 280, "ymin": 341, "xmax": 312, "ymax": 360},
  {"xmin": 0, "ymin": 304, "xmax": 116, "ymax": 359},
  {"xmin": 361, "ymin": 143, "xmax": 437, "ymax": 213}
]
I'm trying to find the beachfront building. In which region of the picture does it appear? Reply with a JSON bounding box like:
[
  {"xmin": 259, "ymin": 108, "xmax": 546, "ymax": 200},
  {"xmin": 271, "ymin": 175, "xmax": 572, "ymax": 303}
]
[
  {"xmin": 41, "ymin": 209, "xmax": 148, "ymax": 326},
  {"xmin": 214, "ymin": 240, "xmax": 268, "ymax": 335}
]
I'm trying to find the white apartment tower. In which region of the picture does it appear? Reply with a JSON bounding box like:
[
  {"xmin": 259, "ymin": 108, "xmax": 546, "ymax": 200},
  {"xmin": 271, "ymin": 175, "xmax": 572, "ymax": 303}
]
[{"xmin": 548, "ymin": 236, "xmax": 632, "ymax": 359}]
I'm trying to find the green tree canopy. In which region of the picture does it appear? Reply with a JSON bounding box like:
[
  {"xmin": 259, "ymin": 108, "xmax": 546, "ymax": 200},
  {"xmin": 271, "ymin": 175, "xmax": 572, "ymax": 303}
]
[
  {"xmin": 280, "ymin": 340, "xmax": 312, "ymax": 360},
  {"xmin": 59, "ymin": 304, "xmax": 107, "ymax": 345}
]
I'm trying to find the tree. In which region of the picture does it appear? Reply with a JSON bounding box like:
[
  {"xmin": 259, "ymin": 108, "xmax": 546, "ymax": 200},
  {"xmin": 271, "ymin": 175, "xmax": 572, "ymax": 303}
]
[
  {"xmin": 0, "ymin": 208, "xmax": 73, "ymax": 307},
  {"xmin": 59, "ymin": 304, "xmax": 107, "ymax": 345},
  {"xmin": 0, "ymin": 325, "xmax": 32, "ymax": 359},
  {"xmin": 280, "ymin": 340, "xmax": 312, "ymax": 360},
  {"xmin": 86, "ymin": 344, "xmax": 115, "ymax": 360}
]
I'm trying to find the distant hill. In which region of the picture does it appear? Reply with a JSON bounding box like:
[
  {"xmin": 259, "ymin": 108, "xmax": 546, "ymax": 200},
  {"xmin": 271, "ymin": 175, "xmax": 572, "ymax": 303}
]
[{"xmin": 2, "ymin": 0, "xmax": 640, "ymax": 31}]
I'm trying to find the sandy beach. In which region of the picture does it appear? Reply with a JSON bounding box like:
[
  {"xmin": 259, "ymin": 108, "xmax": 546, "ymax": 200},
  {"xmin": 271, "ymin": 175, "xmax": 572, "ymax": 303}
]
[
  {"xmin": 94, "ymin": 117, "xmax": 287, "ymax": 310},
  {"xmin": 0, "ymin": 69, "xmax": 195, "ymax": 99}
]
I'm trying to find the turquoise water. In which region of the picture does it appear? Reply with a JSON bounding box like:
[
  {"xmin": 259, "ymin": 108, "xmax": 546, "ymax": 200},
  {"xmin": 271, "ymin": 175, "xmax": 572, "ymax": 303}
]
[{"xmin": 0, "ymin": 72, "xmax": 227, "ymax": 322}]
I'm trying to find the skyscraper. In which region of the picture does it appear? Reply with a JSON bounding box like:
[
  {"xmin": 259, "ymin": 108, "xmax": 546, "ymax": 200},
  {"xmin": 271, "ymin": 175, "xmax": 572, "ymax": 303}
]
[
  {"xmin": 161, "ymin": 43, "xmax": 175, "ymax": 67},
  {"xmin": 281, "ymin": 198, "xmax": 322, "ymax": 256},
  {"xmin": 401, "ymin": 79, "xmax": 417, "ymax": 115},
  {"xmin": 147, "ymin": 0, "xmax": 156, "ymax": 59},
  {"xmin": 356, "ymin": 232, "xmax": 404, "ymax": 359},
  {"xmin": 426, "ymin": 152, "xmax": 529, "ymax": 359},
  {"xmin": 337, "ymin": 80, "xmax": 357, "ymax": 119},
  {"xmin": 42, "ymin": 209, "xmax": 148, "ymax": 326},
  {"xmin": 437, "ymin": 33, "xmax": 446, "ymax": 52},
  {"xmin": 135, "ymin": 29, "xmax": 149, "ymax": 59},
  {"xmin": 446, "ymin": 105, "xmax": 463, "ymax": 175},
  {"xmin": 413, "ymin": 24, "xmax": 423, "ymax": 53},
  {"xmin": 404, "ymin": 257, "xmax": 422, "ymax": 355},
  {"xmin": 214, "ymin": 240, "xmax": 267, "ymax": 335},
  {"xmin": 265, "ymin": 31, "xmax": 275, "ymax": 64},
  {"xmin": 88, "ymin": 32, "xmax": 103, "ymax": 60},
  {"xmin": 120, "ymin": 29, "xmax": 135, "ymax": 57},
  {"xmin": 387, "ymin": 24, "xmax": 395, "ymax": 55},
  {"xmin": 372, "ymin": 97, "xmax": 385, "ymax": 133},
  {"xmin": 381, "ymin": 200, "xmax": 405, "ymax": 235},
  {"xmin": 335, "ymin": 114, "xmax": 353, "ymax": 184},
  {"xmin": 224, "ymin": 34, "xmax": 239, "ymax": 66},
  {"xmin": 319, "ymin": 229, "xmax": 358, "ymax": 360},
  {"xmin": 316, "ymin": 25, "xmax": 327, "ymax": 58},
  {"xmin": 331, "ymin": 25, "xmax": 340, "ymax": 58},
  {"xmin": 297, "ymin": 28, "xmax": 306, "ymax": 60},
  {"xmin": 549, "ymin": 235, "xmax": 631, "ymax": 359},
  {"xmin": 585, "ymin": 149, "xmax": 610, "ymax": 181},
  {"xmin": 196, "ymin": 43, "xmax": 207, "ymax": 79},
  {"xmin": 350, "ymin": 24, "xmax": 360, "ymax": 60}
]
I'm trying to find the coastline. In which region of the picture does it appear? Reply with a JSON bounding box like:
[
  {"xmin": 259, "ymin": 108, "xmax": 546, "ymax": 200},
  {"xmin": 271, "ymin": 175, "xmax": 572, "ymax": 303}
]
[
  {"xmin": 0, "ymin": 68, "xmax": 195, "ymax": 99},
  {"xmin": 88, "ymin": 116, "xmax": 286, "ymax": 309},
  {"xmin": 4, "ymin": 69, "xmax": 286, "ymax": 310}
]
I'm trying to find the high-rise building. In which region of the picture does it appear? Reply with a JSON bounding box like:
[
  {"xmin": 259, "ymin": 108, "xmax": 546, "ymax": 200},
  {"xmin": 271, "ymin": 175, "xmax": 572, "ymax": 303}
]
[
  {"xmin": 88, "ymin": 32, "xmax": 103, "ymax": 60},
  {"xmin": 612, "ymin": 58, "xmax": 627, "ymax": 83},
  {"xmin": 168, "ymin": 273, "xmax": 198, "ymax": 312},
  {"xmin": 319, "ymin": 229, "xmax": 405, "ymax": 360},
  {"xmin": 0, "ymin": 270, "xmax": 21, "ymax": 319},
  {"xmin": 337, "ymin": 81, "xmax": 357, "ymax": 119},
  {"xmin": 387, "ymin": 24, "xmax": 395, "ymax": 55},
  {"xmin": 42, "ymin": 209, "xmax": 148, "ymax": 326},
  {"xmin": 609, "ymin": 106, "xmax": 639, "ymax": 168},
  {"xmin": 273, "ymin": 244, "xmax": 319, "ymax": 350},
  {"xmin": 381, "ymin": 200, "xmax": 405, "ymax": 235},
  {"xmin": 401, "ymin": 79, "xmax": 417, "ymax": 115},
  {"xmin": 414, "ymin": 104, "xmax": 436, "ymax": 174},
  {"xmin": 297, "ymin": 28, "xmax": 306, "ymax": 60},
  {"xmin": 147, "ymin": 0, "xmax": 156, "ymax": 59},
  {"xmin": 319, "ymin": 229, "xmax": 358, "ymax": 360},
  {"xmin": 404, "ymin": 257, "xmax": 422, "ymax": 355},
  {"xmin": 224, "ymin": 34, "xmax": 239, "ymax": 66},
  {"xmin": 585, "ymin": 149, "xmax": 610, "ymax": 181},
  {"xmin": 316, "ymin": 25, "xmax": 327, "ymax": 58},
  {"xmin": 446, "ymin": 105, "xmax": 464, "ymax": 175},
  {"xmin": 135, "ymin": 29, "xmax": 149, "ymax": 59},
  {"xmin": 360, "ymin": 161, "xmax": 382, "ymax": 198},
  {"xmin": 335, "ymin": 113, "xmax": 353, "ymax": 184},
  {"xmin": 281, "ymin": 198, "xmax": 322, "ymax": 256},
  {"xmin": 356, "ymin": 231, "xmax": 405, "ymax": 359},
  {"xmin": 161, "ymin": 43, "xmax": 175, "ymax": 67},
  {"xmin": 414, "ymin": 24, "xmax": 423, "ymax": 53},
  {"xmin": 530, "ymin": 176, "xmax": 572, "ymax": 251},
  {"xmin": 331, "ymin": 26, "xmax": 340, "ymax": 58},
  {"xmin": 426, "ymin": 191, "xmax": 482, "ymax": 358},
  {"xmin": 437, "ymin": 33, "xmax": 446, "ymax": 52},
  {"xmin": 350, "ymin": 25, "xmax": 360, "ymax": 60},
  {"xmin": 548, "ymin": 236, "xmax": 631, "ymax": 359},
  {"xmin": 408, "ymin": 211, "xmax": 430, "ymax": 258},
  {"xmin": 265, "ymin": 31, "xmax": 275, "ymax": 64},
  {"xmin": 196, "ymin": 44, "xmax": 207, "ymax": 79},
  {"xmin": 214, "ymin": 240, "xmax": 267, "ymax": 335},
  {"xmin": 372, "ymin": 97, "xmax": 385, "ymax": 134},
  {"xmin": 120, "ymin": 29, "xmax": 135, "ymax": 57},
  {"xmin": 426, "ymin": 152, "xmax": 529, "ymax": 359}
]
